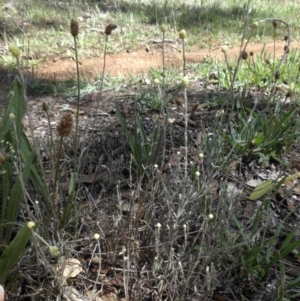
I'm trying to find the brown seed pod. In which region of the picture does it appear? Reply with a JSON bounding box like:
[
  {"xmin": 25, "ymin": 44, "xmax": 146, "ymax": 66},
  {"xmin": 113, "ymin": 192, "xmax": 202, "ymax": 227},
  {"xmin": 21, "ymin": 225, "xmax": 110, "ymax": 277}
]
[
  {"xmin": 105, "ymin": 24, "xmax": 117, "ymax": 35},
  {"xmin": 286, "ymin": 90, "xmax": 292, "ymax": 98},
  {"xmin": 249, "ymin": 51, "xmax": 254, "ymax": 57},
  {"xmin": 265, "ymin": 59, "xmax": 270, "ymax": 65},
  {"xmin": 70, "ymin": 19, "xmax": 79, "ymax": 37},
  {"xmin": 272, "ymin": 20, "xmax": 277, "ymax": 28},
  {"xmin": 274, "ymin": 70, "xmax": 280, "ymax": 80},
  {"xmin": 0, "ymin": 151, "xmax": 6, "ymax": 164},
  {"xmin": 57, "ymin": 112, "xmax": 74, "ymax": 137},
  {"xmin": 284, "ymin": 35, "xmax": 288, "ymax": 41},
  {"xmin": 241, "ymin": 50, "xmax": 248, "ymax": 60},
  {"xmin": 42, "ymin": 102, "xmax": 49, "ymax": 112}
]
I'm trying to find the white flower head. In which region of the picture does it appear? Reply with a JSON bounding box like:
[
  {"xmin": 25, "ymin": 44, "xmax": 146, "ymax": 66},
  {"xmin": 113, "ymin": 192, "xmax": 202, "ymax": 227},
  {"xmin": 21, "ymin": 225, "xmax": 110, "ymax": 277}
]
[
  {"xmin": 94, "ymin": 233, "xmax": 100, "ymax": 240},
  {"xmin": 27, "ymin": 221, "xmax": 35, "ymax": 229}
]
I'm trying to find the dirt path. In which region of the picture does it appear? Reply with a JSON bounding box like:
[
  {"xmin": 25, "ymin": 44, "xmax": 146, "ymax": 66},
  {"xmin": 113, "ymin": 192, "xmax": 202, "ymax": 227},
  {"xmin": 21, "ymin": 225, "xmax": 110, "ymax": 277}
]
[{"xmin": 35, "ymin": 40, "xmax": 299, "ymax": 80}]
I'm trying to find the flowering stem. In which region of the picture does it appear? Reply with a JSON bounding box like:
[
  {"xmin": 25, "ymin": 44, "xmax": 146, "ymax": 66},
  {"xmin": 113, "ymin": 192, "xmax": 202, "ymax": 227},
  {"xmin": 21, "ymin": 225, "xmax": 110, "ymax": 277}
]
[
  {"xmin": 52, "ymin": 136, "xmax": 63, "ymax": 213},
  {"xmin": 162, "ymin": 31, "xmax": 166, "ymax": 98},
  {"xmin": 73, "ymin": 35, "xmax": 80, "ymax": 167},
  {"xmin": 182, "ymin": 40, "xmax": 186, "ymax": 76}
]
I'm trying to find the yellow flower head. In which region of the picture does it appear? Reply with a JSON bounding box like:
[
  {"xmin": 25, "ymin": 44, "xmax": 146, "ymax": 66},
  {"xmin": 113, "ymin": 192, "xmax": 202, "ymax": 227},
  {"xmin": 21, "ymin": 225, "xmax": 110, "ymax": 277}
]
[
  {"xmin": 9, "ymin": 44, "xmax": 21, "ymax": 58},
  {"xmin": 179, "ymin": 30, "xmax": 186, "ymax": 40}
]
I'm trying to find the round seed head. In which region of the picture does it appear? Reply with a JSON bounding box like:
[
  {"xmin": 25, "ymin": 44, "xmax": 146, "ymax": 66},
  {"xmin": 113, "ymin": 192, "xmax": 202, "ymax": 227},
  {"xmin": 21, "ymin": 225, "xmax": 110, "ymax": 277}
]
[
  {"xmin": 241, "ymin": 50, "xmax": 248, "ymax": 60},
  {"xmin": 284, "ymin": 35, "xmax": 288, "ymax": 41},
  {"xmin": 221, "ymin": 45, "xmax": 228, "ymax": 53},
  {"xmin": 105, "ymin": 24, "xmax": 117, "ymax": 35},
  {"xmin": 181, "ymin": 76, "xmax": 189, "ymax": 87},
  {"xmin": 179, "ymin": 29, "xmax": 186, "ymax": 40},
  {"xmin": 8, "ymin": 44, "xmax": 21, "ymax": 58},
  {"xmin": 57, "ymin": 112, "xmax": 73, "ymax": 137},
  {"xmin": 272, "ymin": 20, "xmax": 277, "ymax": 28},
  {"xmin": 27, "ymin": 221, "xmax": 36, "ymax": 229},
  {"xmin": 251, "ymin": 22, "xmax": 259, "ymax": 29},
  {"xmin": 274, "ymin": 70, "xmax": 280, "ymax": 80},
  {"xmin": 49, "ymin": 246, "xmax": 60, "ymax": 257},
  {"xmin": 0, "ymin": 151, "xmax": 6, "ymax": 164},
  {"xmin": 160, "ymin": 24, "xmax": 168, "ymax": 33},
  {"xmin": 249, "ymin": 51, "xmax": 254, "ymax": 56},
  {"xmin": 42, "ymin": 102, "xmax": 49, "ymax": 112},
  {"xmin": 70, "ymin": 19, "xmax": 79, "ymax": 37}
]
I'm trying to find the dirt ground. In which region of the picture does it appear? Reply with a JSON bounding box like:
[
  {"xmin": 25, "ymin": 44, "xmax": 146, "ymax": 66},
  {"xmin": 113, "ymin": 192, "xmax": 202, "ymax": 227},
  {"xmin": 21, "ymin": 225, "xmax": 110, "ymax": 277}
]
[{"xmin": 35, "ymin": 40, "xmax": 298, "ymax": 80}]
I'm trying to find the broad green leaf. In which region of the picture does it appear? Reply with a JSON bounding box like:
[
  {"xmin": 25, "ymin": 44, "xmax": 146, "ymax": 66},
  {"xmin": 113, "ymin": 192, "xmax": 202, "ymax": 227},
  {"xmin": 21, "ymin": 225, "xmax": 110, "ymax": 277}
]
[
  {"xmin": 0, "ymin": 222, "xmax": 34, "ymax": 284},
  {"xmin": 248, "ymin": 179, "xmax": 273, "ymax": 201},
  {"xmin": 20, "ymin": 132, "xmax": 49, "ymax": 201},
  {"xmin": 5, "ymin": 151, "xmax": 34, "ymax": 243}
]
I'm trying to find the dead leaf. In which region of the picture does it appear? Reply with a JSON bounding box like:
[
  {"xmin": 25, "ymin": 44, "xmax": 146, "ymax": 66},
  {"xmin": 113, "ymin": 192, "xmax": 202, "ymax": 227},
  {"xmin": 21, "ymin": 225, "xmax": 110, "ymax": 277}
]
[
  {"xmin": 194, "ymin": 131, "xmax": 202, "ymax": 145},
  {"xmin": 209, "ymin": 179, "xmax": 219, "ymax": 194},
  {"xmin": 196, "ymin": 102, "xmax": 211, "ymax": 110},
  {"xmin": 226, "ymin": 182, "xmax": 240, "ymax": 199},
  {"xmin": 212, "ymin": 294, "xmax": 225, "ymax": 301},
  {"xmin": 293, "ymin": 187, "xmax": 300, "ymax": 194},
  {"xmin": 0, "ymin": 285, "xmax": 4, "ymax": 301},
  {"xmin": 243, "ymin": 202, "xmax": 255, "ymax": 220},
  {"xmin": 121, "ymin": 191, "xmax": 136, "ymax": 200},
  {"xmin": 174, "ymin": 97, "xmax": 183, "ymax": 107},
  {"xmin": 91, "ymin": 256, "xmax": 101, "ymax": 265},
  {"xmin": 286, "ymin": 198, "xmax": 295, "ymax": 210},
  {"xmin": 246, "ymin": 179, "xmax": 262, "ymax": 187},
  {"xmin": 61, "ymin": 181, "xmax": 70, "ymax": 191},
  {"xmin": 63, "ymin": 258, "xmax": 82, "ymax": 278},
  {"xmin": 63, "ymin": 286, "xmax": 87, "ymax": 301},
  {"xmin": 168, "ymin": 118, "xmax": 176, "ymax": 124},
  {"xmin": 78, "ymin": 165, "xmax": 109, "ymax": 183},
  {"xmin": 228, "ymin": 160, "xmax": 238, "ymax": 171}
]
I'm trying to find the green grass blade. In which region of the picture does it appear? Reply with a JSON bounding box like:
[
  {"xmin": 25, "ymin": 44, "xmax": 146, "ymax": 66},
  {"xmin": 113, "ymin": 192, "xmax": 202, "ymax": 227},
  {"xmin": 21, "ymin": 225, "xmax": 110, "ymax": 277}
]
[
  {"xmin": 0, "ymin": 222, "xmax": 34, "ymax": 284},
  {"xmin": 5, "ymin": 151, "xmax": 34, "ymax": 243}
]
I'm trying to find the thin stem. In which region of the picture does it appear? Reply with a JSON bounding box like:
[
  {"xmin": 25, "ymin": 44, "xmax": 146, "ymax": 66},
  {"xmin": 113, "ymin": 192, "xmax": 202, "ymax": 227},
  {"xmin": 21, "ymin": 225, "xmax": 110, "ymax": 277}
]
[
  {"xmin": 52, "ymin": 136, "xmax": 63, "ymax": 213},
  {"xmin": 182, "ymin": 40, "xmax": 186, "ymax": 76},
  {"xmin": 162, "ymin": 31, "xmax": 166, "ymax": 98},
  {"xmin": 73, "ymin": 35, "xmax": 81, "ymax": 167}
]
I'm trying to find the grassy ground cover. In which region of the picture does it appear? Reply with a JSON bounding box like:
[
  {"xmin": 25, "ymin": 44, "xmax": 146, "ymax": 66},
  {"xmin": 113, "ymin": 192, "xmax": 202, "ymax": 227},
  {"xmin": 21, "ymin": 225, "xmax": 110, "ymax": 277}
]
[{"xmin": 1, "ymin": 1, "xmax": 300, "ymax": 301}]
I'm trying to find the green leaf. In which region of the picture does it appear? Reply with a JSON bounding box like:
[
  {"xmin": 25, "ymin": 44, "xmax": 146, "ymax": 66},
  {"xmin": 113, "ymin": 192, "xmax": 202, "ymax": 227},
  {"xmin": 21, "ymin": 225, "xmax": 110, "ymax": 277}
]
[
  {"xmin": 244, "ymin": 246, "xmax": 262, "ymax": 262},
  {"xmin": 5, "ymin": 151, "xmax": 35, "ymax": 243},
  {"xmin": 20, "ymin": 132, "xmax": 49, "ymax": 201},
  {"xmin": 248, "ymin": 179, "xmax": 273, "ymax": 201},
  {"xmin": 0, "ymin": 222, "xmax": 34, "ymax": 284},
  {"xmin": 287, "ymin": 276, "xmax": 300, "ymax": 289}
]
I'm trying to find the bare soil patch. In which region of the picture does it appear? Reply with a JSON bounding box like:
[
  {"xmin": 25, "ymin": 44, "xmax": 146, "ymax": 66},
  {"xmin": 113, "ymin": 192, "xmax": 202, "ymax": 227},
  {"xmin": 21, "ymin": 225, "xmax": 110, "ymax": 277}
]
[{"xmin": 35, "ymin": 40, "xmax": 300, "ymax": 80}]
